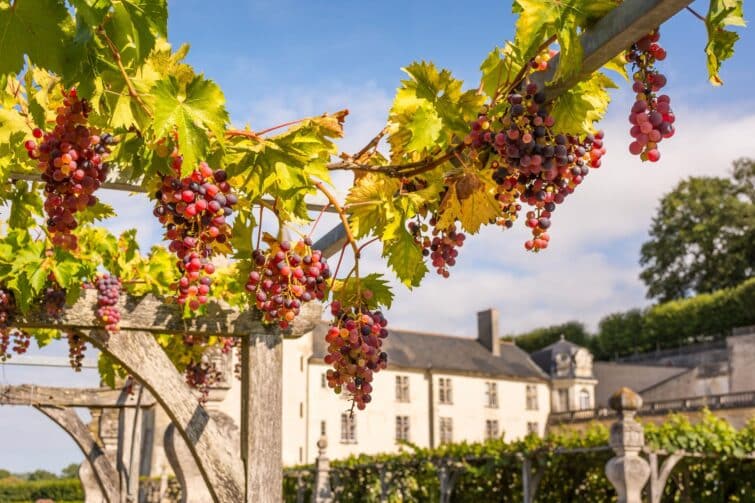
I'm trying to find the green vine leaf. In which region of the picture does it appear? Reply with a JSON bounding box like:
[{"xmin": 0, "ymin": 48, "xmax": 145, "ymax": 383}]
[
  {"xmin": 332, "ymin": 273, "xmax": 394, "ymax": 310},
  {"xmin": 550, "ymin": 71, "xmax": 616, "ymax": 135},
  {"xmin": 104, "ymin": 0, "xmax": 168, "ymax": 67},
  {"xmin": 705, "ymin": 0, "xmax": 746, "ymax": 85},
  {"xmin": 0, "ymin": 0, "xmax": 71, "ymax": 75},
  {"xmin": 383, "ymin": 227, "xmax": 427, "ymax": 288},
  {"xmin": 151, "ymin": 75, "xmax": 229, "ymax": 174}
]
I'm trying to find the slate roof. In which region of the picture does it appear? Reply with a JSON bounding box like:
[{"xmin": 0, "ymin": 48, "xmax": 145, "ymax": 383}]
[
  {"xmin": 593, "ymin": 361, "xmax": 689, "ymax": 407},
  {"xmin": 310, "ymin": 323, "xmax": 548, "ymax": 381},
  {"xmin": 530, "ymin": 336, "xmax": 584, "ymax": 374}
]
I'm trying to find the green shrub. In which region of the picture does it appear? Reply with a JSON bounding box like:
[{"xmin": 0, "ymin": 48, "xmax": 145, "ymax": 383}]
[
  {"xmin": 284, "ymin": 415, "xmax": 755, "ymax": 502},
  {"xmin": 0, "ymin": 478, "xmax": 83, "ymax": 501}
]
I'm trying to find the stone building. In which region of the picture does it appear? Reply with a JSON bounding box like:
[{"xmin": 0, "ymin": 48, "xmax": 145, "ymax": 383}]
[
  {"xmin": 140, "ymin": 308, "xmax": 551, "ymax": 472},
  {"xmin": 530, "ymin": 336, "xmax": 598, "ymax": 412}
]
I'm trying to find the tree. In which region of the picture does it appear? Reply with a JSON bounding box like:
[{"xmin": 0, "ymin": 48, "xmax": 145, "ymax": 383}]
[
  {"xmin": 27, "ymin": 469, "xmax": 58, "ymax": 481},
  {"xmin": 0, "ymin": 469, "xmax": 11, "ymax": 479},
  {"xmin": 639, "ymin": 159, "xmax": 754, "ymax": 302},
  {"xmin": 507, "ymin": 321, "xmax": 591, "ymax": 353},
  {"xmin": 60, "ymin": 463, "xmax": 80, "ymax": 479},
  {"xmin": 593, "ymin": 309, "xmax": 645, "ymax": 359}
]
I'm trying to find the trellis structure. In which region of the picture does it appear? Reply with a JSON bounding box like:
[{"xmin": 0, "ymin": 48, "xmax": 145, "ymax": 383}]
[
  {"xmin": 0, "ymin": 0, "xmax": 711, "ymax": 501},
  {"xmin": 7, "ymin": 290, "xmax": 321, "ymax": 502}
]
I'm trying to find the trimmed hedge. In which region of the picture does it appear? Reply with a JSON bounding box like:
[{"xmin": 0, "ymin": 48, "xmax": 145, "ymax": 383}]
[
  {"xmin": 284, "ymin": 411, "xmax": 755, "ymax": 502},
  {"xmin": 0, "ymin": 478, "xmax": 83, "ymax": 502},
  {"xmin": 592, "ymin": 278, "xmax": 755, "ymax": 359}
]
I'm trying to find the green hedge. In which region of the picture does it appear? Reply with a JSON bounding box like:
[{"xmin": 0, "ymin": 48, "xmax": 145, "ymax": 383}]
[
  {"xmin": 284, "ymin": 412, "xmax": 755, "ymax": 502},
  {"xmin": 592, "ymin": 278, "xmax": 755, "ymax": 359},
  {"xmin": 0, "ymin": 478, "xmax": 83, "ymax": 502}
]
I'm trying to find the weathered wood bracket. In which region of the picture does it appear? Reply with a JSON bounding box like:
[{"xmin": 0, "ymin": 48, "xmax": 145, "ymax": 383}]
[{"xmin": 35, "ymin": 405, "xmax": 120, "ymax": 503}]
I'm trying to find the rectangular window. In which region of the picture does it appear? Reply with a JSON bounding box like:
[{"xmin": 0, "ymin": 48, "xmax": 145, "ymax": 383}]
[
  {"xmin": 485, "ymin": 419, "xmax": 499, "ymax": 440},
  {"xmin": 321, "ymin": 373, "xmax": 327, "ymax": 388},
  {"xmin": 300, "ymin": 356, "xmax": 304, "ymax": 372},
  {"xmin": 299, "ymin": 447, "xmax": 303, "ymax": 462},
  {"xmin": 299, "ymin": 402, "xmax": 303, "ymax": 418},
  {"xmin": 526, "ymin": 384, "xmax": 539, "ymax": 410},
  {"xmin": 320, "ymin": 420, "xmax": 326, "ymax": 437},
  {"xmin": 557, "ymin": 389, "xmax": 569, "ymax": 412},
  {"xmin": 527, "ymin": 422, "xmax": 539, "ymax": 435},
  {"xmin": 395, "ymin": 415, "xmax": 410, "ymax": 442},
  {"xmin": 438, "ymin": 378, "xmax": 453, "ymax": 404},
  {"xmin": 485, "ymin": 382, "xmax": 499, "ymax": 408},
  {"xmin": 439, "ymin": 417, "xmax": 453, "ymax": 444},
  {"xmin": 340, "ymin": 413, "xmax": 356, "ymax": 444},
  {"xmin": 395, "ymin": 375, "xmax": 410, "ymax": 402}
]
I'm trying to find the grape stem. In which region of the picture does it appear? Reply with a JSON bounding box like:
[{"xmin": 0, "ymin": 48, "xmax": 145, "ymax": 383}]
[
  {"xmin": 308, "ymin": 202, "xmax": 331, "ymax": 238},
  {"xmin": 313, "ymin": 180, "xmax": 361, "ymax": 294},
  {"xmin": 96, "ymin": 27, "xmax": 152, "ymax": 118}
]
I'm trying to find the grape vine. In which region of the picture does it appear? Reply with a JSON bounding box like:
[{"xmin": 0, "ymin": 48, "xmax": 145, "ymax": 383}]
[
  {"xmin": 95, "ymin": 274, "xmax": 122, "ymax": 333},
  {"xmin": 247, "ymin": 238, "xmax": 331, "ymax": 328},
  {"xmin": 23, "ymin": 88, "xmax": 115, "ymax": 251},
  {"xmin": 626, "ymin": 29, "xmax": 676, "ymax": 162},
  {"xmin": 153, "ymin": 157, "xmax": 237, "ymax": 311},
  {"xmin": 324, "ymin": 300, "xmax": 388, "ymax": 410}
]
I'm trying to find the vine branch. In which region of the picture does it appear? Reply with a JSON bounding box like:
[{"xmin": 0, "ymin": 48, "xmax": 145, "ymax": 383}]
[
  {"xmin": 311, "ymin": 180, "xmax": 359, "ymax": 260},
  {"xmin": 96, "ymin": 27, "xmax": 152, "ymax": 118}
]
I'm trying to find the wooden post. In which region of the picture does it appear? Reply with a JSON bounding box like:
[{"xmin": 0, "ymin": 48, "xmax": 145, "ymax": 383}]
[
  {"xmin": 241, "ymin": 331, "xmax": 283, "ymax": 503},
  {"xmin": 79, "ymin": 329, "xmax": 246, "ymax": 502}
]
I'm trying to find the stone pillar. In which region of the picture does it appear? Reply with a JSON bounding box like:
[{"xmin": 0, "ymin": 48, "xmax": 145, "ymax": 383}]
[
  {"xmin": 605, "ymin": 387, "xmax": 650, "ymax": 503},
  {"xmin": 312, "ymin": 436, "xmax": 333, "ymax": 503}
]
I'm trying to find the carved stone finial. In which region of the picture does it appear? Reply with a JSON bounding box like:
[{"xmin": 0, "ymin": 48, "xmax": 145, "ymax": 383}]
[
  {"xmin": 317, "ymin": 435, "xmax": 328, "ymax": 453},
  {"xmin": 609, "ymin": 387, "xmax": 643, "ymax": 414}
]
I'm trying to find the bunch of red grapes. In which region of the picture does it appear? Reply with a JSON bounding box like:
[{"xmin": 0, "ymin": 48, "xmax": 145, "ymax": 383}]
[
  {"xmin": 23, "ymin": 88, "xmax": 115, "ymax": 250},
  {"xmin": 408, "ymin": 219, "xmax": 466, "ymax": 277},
  {"xmin": 153, "ymin": 158, "xmax": 237, "ymax": 310},
  {"xmin": 323, "ymin": 300, "xmax": 388, "ymax": 410},
  {"xmin": 0, "ymin": 288, "xmax": 31, "ymax": 361},
  {"xmin": 42, "ymin": 278, "xmax": 67, "ymax": 319},
  {"xmin": 466, "ymin": 80, "xmax": 605, "ymax": 252},
  {"xmin": 626, "ymin": 29, "xmax": 675, "ymax": 162},
  {"xmin": 246, "ymin": 238, "xmax": 330, "ymax": 328},
  {"xmin": 184, "ymin": 358, "xmax": 222, "ymax": 403},
  {"xmin": 66, "ymin": 332, "xmax": 87, "ymax": 371},
  {"xmin": 95, "ymin": 274, "xmax": 122, "ymax": 332}
]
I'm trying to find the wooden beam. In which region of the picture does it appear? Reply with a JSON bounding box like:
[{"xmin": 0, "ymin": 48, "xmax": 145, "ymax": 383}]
[
  {"xmin": 7, "ymin": 172, "xmax": 337, "ymax": 213},
  {"xmin": 35, "ymin": 405, "xmax": 120, "ymax": 503},
  {"xmin": 0, "ymin": 384, "xmax": 156, "ymax": 408},
  {"xmin": 536, "ymin": 0, "xmax": 694, "ymax": 97},
  {"xmin": 13, "ymin": 289, "xmax": 319, "ymax": 338},
  {"xmin": 241, "ymin": 332, "xmax": 283, "ymax": 502},
  {"xmin": 313, "ymin": 223, "xmax": 349, "ymax": 259},
  {"xmin": 78, "ymin": 328, "xmax": 246, "ymax": 503}
]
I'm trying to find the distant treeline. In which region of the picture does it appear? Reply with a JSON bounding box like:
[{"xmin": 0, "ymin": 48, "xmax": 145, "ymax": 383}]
[{"xmin": 504, "ymin": 278, "xmax": 755, "ymax": 359}]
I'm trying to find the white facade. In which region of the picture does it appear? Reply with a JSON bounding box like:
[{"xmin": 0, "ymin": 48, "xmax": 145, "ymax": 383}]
[{"xmin": 140, "ymin": 319, "xmax": 552, "ymax": 474}]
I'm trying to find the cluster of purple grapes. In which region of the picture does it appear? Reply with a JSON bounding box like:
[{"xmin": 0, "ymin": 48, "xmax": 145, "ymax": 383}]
[
  {"xmin": 66, "ymin": 332, "xmax": 87, "ymax": 371},
  {"xmin": 184, "ymin": 359, "xmax": 222, "ymax": 403},
  {"xmin": 408, "ymin": 219, "xmax": 465, "ymax": 277},
  {"xmin": 23, "ymin": 88, "xmax": 115, "ymax": 251},
  {"xmin": 154, "ymin": 158, "xmax": 237, "ymax": 311},
  {"xmin": 95, "ymin": 275, "xmax": 122, "ymax": 332},
  {"xmin": 42, "ymin": 280, "xmax": 67, "ymax": 319},
  {"xmin": 0, "ymin": 287, "xmax": 32, "ymax": 362},
  {"xmin": 247, "ymin": 239, "xmax": 331, "ymax": 328},
  {"xmin": 465, "ymin": 80, "xmax": 605, "ymax": 252},
  {"xmin": 626, "ymin": 29, "xmax": 675, "ymax": 162},
  {"xmin": 323, "ymin": 301, "xmax": 388, "ymax": 410}
]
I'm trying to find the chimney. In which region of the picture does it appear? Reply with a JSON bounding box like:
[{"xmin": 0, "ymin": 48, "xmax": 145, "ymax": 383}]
[{"xmin": 477, "ymin": 309, "xmax": 500, "ymax": 356}]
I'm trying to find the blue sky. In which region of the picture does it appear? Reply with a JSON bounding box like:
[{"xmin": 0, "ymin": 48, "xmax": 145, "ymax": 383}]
[{"xmin": 1, "ymin": 0, "xmax": 753, "ymax": 472}]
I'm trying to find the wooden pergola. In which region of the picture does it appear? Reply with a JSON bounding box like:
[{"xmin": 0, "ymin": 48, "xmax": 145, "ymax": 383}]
[{"xmin": 1, "ymin": 0, "xmax": 702, "ymax": 501}]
